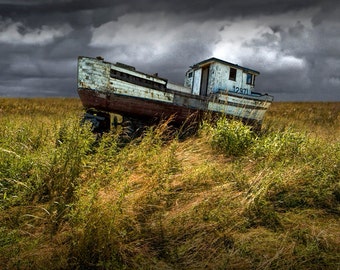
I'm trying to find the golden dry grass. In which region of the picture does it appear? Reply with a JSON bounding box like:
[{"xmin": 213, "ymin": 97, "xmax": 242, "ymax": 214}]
[{"xmin": 0, "ymin": 98, "xmax": 339, "ymax": 269}]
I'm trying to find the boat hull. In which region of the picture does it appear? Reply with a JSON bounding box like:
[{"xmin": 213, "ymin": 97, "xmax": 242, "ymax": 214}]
[
  {"xmin": 77, "ymin": 87, "xmax": 200, "ymax": 123},
  {"xmin": 78, "ymin": 87, "xmax": 270, "ymax": 128}
]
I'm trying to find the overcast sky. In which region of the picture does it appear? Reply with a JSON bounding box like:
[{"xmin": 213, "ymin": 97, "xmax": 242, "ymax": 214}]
[{"xmin": 0, "ymin": 0, "xmax": 339, "ymax": 101}]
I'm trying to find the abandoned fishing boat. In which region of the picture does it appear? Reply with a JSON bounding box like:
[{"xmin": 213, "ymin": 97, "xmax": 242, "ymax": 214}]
[{"xmin": 77, "ymin": 56, "xmax": 273, "ymax": 134}]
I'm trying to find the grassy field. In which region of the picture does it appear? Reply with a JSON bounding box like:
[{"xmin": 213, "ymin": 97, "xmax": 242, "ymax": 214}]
[{"xmin": 0, "ymin": 98, "xmax": 339, "ymax": 269}]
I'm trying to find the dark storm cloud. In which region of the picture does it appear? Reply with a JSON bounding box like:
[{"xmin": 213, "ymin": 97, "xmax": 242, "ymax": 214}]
[
  {"xmin": 1, "ymin": 0, "xmax": 335, "ymax": 26},
  {"xmin": 0, "ymin": 0, "xmax": 339, "ymax": 100}
]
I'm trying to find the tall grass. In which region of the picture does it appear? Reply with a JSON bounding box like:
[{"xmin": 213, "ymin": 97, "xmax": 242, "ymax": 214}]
[{"xmin": 0, "ymin": 98, "xmax": 339, "ymax": 269}]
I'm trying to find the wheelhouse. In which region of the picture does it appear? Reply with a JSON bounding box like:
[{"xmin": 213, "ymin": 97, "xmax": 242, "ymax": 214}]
[{"xmin": 184, "ymin": 57, "xmax": 260, "ymax": 97}]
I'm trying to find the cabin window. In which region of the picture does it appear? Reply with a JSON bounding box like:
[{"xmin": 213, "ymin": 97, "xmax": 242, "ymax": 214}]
[
  {"xmin": 188, "ymin": 71, "xmax": 193, "ymax": 78},
  {"xmin": 229, "ymin": 67, "xmax": 237, "ymax": 81},
  {"xmin": 246, "ymin": 73, "xmax": 253, "ymax": 85}
]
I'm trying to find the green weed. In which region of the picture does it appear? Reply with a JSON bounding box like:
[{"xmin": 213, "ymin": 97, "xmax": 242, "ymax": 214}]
[{"xmin": 205, "ymin": 118, "xmax": 254, "ymax": 156}]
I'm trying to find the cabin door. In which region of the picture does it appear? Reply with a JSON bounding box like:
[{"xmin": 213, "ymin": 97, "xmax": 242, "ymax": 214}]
[
  {"xmin": 200, "ymin": 66, "xmax": 209, "ymax": 96},
  {"xmin": 192, "ymin": 69, "xmax": 202, "ymax": 95}
]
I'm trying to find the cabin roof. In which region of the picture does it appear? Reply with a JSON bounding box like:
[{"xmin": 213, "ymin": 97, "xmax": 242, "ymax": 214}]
[{"xmin": 192, "ymin": 57, "xmax": 260, "ymax": 75}]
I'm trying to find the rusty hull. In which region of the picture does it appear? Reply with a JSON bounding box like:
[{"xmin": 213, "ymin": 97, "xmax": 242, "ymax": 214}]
[{"xmin": 78, "ymin": 87, "xmax": 203, "ymax": 123}]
